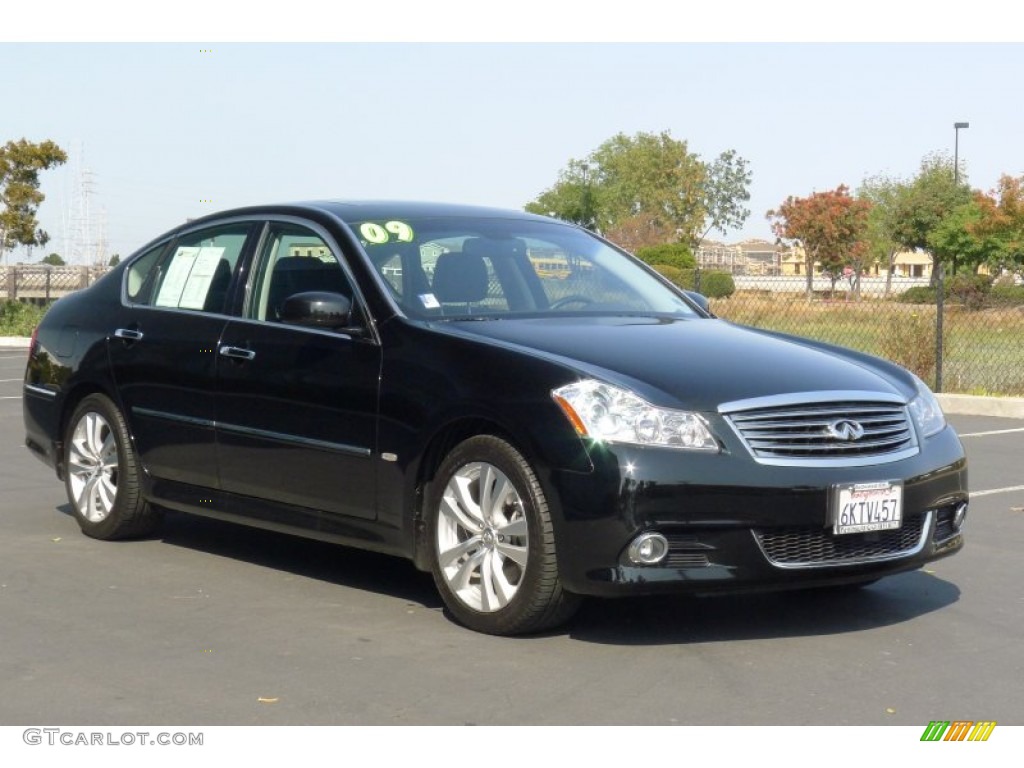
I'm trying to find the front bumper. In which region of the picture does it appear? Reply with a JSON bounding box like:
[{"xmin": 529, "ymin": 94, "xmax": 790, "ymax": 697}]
[{"xmin": 549, "ymin": 425, "xmax": 968, "ymax": 597}]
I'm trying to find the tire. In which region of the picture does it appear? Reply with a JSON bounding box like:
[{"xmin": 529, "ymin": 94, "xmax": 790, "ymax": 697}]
[
  {"xmin": 426, "ymin": 435, "xmax": 580, "ymax": 635},
  {"xmin": 64, "ymin": 393, "xmax": 161, "ymax": 540}
]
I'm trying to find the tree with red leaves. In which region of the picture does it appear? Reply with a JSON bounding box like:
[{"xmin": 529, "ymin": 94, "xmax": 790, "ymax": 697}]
[{"xmin": 767, "ymin": 186, "xmax": 872, "ymax": 299}]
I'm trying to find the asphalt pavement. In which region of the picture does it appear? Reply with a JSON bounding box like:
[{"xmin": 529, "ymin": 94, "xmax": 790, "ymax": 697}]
[{"xmin": 1, "ymin": 346, "xmax": 1022, "ymax": 725}]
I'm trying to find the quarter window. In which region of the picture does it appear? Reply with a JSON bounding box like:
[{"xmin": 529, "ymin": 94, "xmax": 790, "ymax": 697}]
[{"xmin": 125, "ymin": 242, "xmax": 169, "ymax": 303}]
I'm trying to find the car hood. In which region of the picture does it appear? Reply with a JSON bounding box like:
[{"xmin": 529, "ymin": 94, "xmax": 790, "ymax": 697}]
[{"xmin": 428, "ymin": 316, "xmax": 912, "ymax": 412}]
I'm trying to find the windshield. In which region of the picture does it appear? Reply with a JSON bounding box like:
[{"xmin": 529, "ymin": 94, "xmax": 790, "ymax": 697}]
[{"xmin": 351, "ymin": 215, "xmax": 699, "ymax": 320}]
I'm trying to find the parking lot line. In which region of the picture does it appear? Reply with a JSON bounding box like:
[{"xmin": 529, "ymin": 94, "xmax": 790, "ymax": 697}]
[
  {"xmin": 960, "ymin": 428, "xmax": 1024, "ymax": 438},
  {"xmin": 971, "ymin": 485, "xmax": 1024, "ymax": 498}
]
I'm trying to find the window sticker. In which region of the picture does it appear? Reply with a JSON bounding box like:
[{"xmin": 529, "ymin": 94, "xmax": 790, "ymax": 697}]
[
  {"xmin": 419, "ymin": 293, "xmax": 440, "ymax": 309},
  {"xmin": 154, "ymin": 246, "xmax": 225, "ymax": 309},
  {"xmin": 154, "ymin": 247, "xmax": 199, "ymax": 307},
  {"xmin": 359, "ymin": 220, "xmax": 415, "ymax": 244}
]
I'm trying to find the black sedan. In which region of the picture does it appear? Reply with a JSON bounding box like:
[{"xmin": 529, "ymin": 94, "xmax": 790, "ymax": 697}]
[{"xmin": 23, "ymin": 201, "xmax": 968, "ymax": 635}]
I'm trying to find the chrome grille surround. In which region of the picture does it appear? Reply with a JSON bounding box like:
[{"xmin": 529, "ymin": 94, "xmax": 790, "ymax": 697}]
[
  {"xmin": 754, "ymin": 511, "xmax": 931, "ymax": 569},
  {"xmin": 719, "ymin": 391, "xmax": 919, "ymax": 467}
]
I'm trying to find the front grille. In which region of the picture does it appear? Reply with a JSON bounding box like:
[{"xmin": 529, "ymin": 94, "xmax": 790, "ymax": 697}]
[
  {"xmin": 754, "ymin": 512, "xmax": 930, "ymax": 567},
  {"xmin": 723, "ymin": 399, "xmax": 916, "ymax": 464}
]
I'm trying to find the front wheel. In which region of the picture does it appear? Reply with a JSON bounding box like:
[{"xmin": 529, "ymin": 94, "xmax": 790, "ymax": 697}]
[
  {"xmin": 64, "ymin": 393, "xmax": 161, "ymax": 540},
  {"xmin": 426, "ymin": 436, "xmax": 579, "ymax": 635}
]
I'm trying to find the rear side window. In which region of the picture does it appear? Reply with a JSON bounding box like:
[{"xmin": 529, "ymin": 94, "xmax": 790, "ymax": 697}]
[{"xmin": 139, "ymin": 224, "xmax": 251, "ymax": 313}]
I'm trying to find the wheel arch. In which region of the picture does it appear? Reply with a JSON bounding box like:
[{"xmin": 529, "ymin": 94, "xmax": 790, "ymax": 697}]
[
  {"xmin": 56, "ymin": 382, "xmax": 119, "ymax": 480},
  {"xmin": 411, "ymin": 416, "xmax": 531, "ymax": 572}
]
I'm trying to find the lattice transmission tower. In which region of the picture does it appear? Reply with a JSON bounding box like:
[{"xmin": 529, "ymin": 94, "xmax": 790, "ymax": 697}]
[{"xmin": 63, "ymin": 144, "xmax": 106, "ymax": 266}]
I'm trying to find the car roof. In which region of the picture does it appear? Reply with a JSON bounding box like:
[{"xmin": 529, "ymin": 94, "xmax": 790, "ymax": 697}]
[{"xmin": 173, "ymin": 200, "xmax": 561, "ymax": 235}]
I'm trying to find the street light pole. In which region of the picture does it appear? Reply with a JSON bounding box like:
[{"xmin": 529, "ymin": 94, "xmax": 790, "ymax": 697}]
[
  {"xmin": 580, "ymin": 162, "xmax": 592, "ymax": 231},
  {"xmin": 936, "ymin": 121, "xmax": 969, "ymax": 392}
]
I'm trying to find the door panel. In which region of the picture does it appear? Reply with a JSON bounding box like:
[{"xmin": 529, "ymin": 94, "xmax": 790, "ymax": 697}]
[
  {"xmin": 107, "ymin": 223, "xmax": 253, "ymax": 488},
  {"xmin": 214, "ymin": 221, "xmax": 381, "ymax": 524},
  {"xmin": 108, "ymin": 307, "xmax": 226, "ymax": 487},
  {"xmin": 215, "ymin": 322, "xmax": 380, "ymax": 521}
]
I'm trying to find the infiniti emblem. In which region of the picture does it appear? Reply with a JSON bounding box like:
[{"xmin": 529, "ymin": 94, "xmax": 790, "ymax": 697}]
[{"xmin": 827, "ymin": 419, "xmax": 865, "ymax": 442}]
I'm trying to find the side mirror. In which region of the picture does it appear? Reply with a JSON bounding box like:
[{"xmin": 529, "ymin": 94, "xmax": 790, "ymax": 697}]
[
  {"xmin": 683, "ymin": 290, "xmax": 714, "ymax": 317},
  {"xmin": 280, "ymin": 291, "xmax": 362, "ymax": 333}
]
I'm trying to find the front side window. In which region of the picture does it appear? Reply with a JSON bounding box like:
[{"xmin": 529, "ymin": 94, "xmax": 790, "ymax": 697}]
[
  {"xmin": 135, "ymin": 224, "xmax": 250, "ymax": 313},
  {"xmin": 247, "ymin": 223, "xmax": 356, "ymax": 323},
  {"xmin": 352, "ymin": 216, "xmax": 699, "ymax": 320}
]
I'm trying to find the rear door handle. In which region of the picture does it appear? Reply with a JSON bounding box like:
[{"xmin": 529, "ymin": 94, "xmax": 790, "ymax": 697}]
[
  {"xmin": 219, "ymin": 345, "xmax": 256, "ymax": 361},
  {"xmin": 113, "ymin": 328, "xmax": 144, "ymax": 342}
]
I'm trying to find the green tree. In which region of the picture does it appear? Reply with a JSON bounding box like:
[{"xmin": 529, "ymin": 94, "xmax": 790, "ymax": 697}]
[
  {"xmin": 526, "ymin": 131, "xmax": 751, "ymax": 252},
  {"xmin": 928, "ymin": 198, "xmax": 1004, "ymax": 276},
  {"xmin": 0, "ymin": 138, "xmax": 68, "ymax": 266},
  {"xmin": 891, "ymin": 152, "xmax": 972, "ymax": 282},
  {"xmin": 108, "ymin": 253, "xmax": 121, "ymax": 267},
  {"xmin": 693, "ymin": 149, "xmax": 752, "ymax": 251},
  {"xmin": 40, "ymin": 252, "xmax": 65, "ymax": 266},
  {"xmin": 525, "ymin": 158, "xmax": 597, "ymax": 230},
  {"xmin": 858, "ymin": 174, "xmax": 908, "ymax": 296}
]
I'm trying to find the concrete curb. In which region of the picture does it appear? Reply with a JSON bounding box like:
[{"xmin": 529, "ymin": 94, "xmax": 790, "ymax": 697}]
[
  {"xmin": 936, "ymin": 393, "xmax": 1024, "ymax": 420},
  {"xmin": 3, "ymin": 333, "xmax": 1022, "ymax": 419}
]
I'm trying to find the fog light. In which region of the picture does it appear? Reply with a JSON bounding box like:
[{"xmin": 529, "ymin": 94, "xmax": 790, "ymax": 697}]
[
  {"xmin": 627, "ymin": 532, "xmax": 669, "ymax": 565},
  {"xmin": 953, "ymin": 502, "xmax": 968, "ymax": 531}
]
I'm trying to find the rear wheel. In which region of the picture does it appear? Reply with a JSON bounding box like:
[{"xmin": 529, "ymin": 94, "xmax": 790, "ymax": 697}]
[
  {"xmin": 427, "ymin": 435, "xmax": 579, "ymax": 635},
  {"xmin": 64, "ymin": 393, "xmax": 161, "ymax": 539}
]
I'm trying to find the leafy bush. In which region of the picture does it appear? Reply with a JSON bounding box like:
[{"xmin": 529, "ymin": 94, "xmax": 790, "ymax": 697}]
[
  {"xmin": 990, "ymin": 282, "xmax": 1024, "ymax": 306},
  {"xmin": 0, "ymin": 300, "xmax": 48, "ymax": 336},
  {"xmin": 654, "ymin": 268, "xmax": 736, "ymax": 299},
  {"xmin": 698, "ymin": 271, "xmax": 736, "ymax": 299},
  {"xmin": 634, "ymin": 243, "xmax": 695, "ymax": 271},
  {"xmin": 946, "ymin": 274, "xmax": 992, "ymax": 311},
  {"xmin": 651, "ymin": 264, "xmax": 683, "ymax": 284},
  {"xmin": 898, "ymin": 286, "xmax": 937, "ymax": 304},
  {"xmin": 898, "ymin": 275, "xmax": 995, "ymax": 309}
]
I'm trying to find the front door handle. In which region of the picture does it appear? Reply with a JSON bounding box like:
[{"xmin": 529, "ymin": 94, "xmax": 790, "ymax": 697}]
[
  {"xmin": 219, "ymin": 345, "xmax": 256, "ymax": 361},
  {"xmin": 113, "ymin": 328, "xmax": 144, "ymax": 342}
]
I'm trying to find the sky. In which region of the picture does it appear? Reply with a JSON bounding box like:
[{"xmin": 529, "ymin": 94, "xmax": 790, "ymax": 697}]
[{"xmin": 3, "ymin": 5, "xmax": 1023, "ymax": 263}]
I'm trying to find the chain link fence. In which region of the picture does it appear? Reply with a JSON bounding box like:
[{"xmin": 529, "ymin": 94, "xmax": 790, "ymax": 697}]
[
  {"xmin": 700, "ymin": 271, "xmax": 1024, "ymax": 397},
  {"xmin": 4, "ymin": 261, "xmax": 1021, "ymax": 396}
]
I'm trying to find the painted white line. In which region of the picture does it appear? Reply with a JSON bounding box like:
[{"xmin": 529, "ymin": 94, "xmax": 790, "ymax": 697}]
[
  {"xmin": 960, "ymin": 428, "xmax": 1024, "ymax": 438},
  {"xmin": 0, "ymin": 396, "xmax": 23, "ymax": 400},
  {"xmin": 0, "ymin": 378, "xmax": 24, "ymax": 382},
  {"xmin": 971, "ymin": 485, "xmax": 1024, "ymax": 498}
]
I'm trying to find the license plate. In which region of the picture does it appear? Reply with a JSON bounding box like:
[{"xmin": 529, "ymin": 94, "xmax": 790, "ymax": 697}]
[{"xmin": 832, "ymin": 481, "xmax": 903, "ymax": 534}]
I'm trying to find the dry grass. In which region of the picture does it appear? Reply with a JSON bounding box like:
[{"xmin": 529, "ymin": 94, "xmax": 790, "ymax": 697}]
[{"xmin": 711, "ymin": 292, "xmax": 1024, "ymax": 396}]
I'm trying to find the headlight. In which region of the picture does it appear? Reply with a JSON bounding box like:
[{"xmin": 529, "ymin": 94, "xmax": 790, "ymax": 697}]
[
  {"xmin": 908, "ymin": 374, "xmax": 946, "ymax": 438},
  {"xmin": 551, "ymin": 379, "xmax": 718, "ymax": 451}
]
